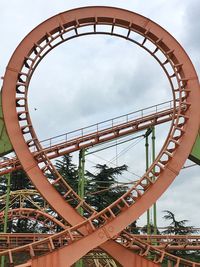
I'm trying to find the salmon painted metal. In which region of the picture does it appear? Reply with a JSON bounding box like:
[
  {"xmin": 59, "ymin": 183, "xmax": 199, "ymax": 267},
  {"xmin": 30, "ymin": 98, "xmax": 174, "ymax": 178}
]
[
  {"xmin": 0, "ymin": 100, "xmax": 176, "ymax": 176},
  {"xmin": 1, "ymin": 6, "xmax": 200, "ymax": 267},
  {"xmin": 2, "ymin": 231, "xmax": 200, "ymax": 252}
]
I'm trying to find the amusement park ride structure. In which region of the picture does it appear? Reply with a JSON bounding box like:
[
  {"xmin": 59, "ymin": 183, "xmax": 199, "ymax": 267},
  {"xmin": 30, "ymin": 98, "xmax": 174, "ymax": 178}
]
[{"xmin": 0, "ymin": 6, "xmax": 200, "ymax": 267}]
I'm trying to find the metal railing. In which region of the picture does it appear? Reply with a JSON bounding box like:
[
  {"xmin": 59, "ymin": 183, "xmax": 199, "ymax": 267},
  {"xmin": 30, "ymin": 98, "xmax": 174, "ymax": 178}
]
[{"xmin": 40, "ymin": 100, "xmax": 173, "ymax": 149}]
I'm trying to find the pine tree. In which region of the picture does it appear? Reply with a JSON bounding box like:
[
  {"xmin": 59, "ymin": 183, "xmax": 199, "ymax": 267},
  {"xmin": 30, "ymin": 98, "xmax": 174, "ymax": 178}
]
[
  {"xmin": 55, "ymin": 154, "xmax": 79, "ymax": 192},
  {"xmin": 0, "ymin": 170, "xmax": 44, "ymax": 233},
  {"xmin": 140, "ymin": 223, "xmax": 160, "ymax": 235},
  {"xmin": 126, "ymin": 221, "xmax": 140, "ymax": 234},
  {"xmin": 85, "ymin": 164, "xmax": 128, "ymax": 211},
  {"xmin": 162, "ymin": 210, "xmax": 197, "ymax": 235},
  {"xmin": 162, "ymin": 210, "xmax": 200, "ymax": 261}
]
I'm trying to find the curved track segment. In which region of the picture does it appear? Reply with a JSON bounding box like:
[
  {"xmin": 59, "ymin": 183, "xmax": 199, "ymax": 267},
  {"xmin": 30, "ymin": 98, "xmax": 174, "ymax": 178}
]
[
  {"xmin": 0, "ymin": 208, "xmax": 66, "ymax": 231},
  {"xmin": 2, "ymin": 6, "xmax": 200, "ymax": 266}
]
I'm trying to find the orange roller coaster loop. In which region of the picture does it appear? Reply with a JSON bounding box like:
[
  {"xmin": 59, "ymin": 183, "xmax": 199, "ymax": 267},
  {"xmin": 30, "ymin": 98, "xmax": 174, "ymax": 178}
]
[{"xmin": 1, "ymin": 6, "xmax": 200, "ymax": 267}]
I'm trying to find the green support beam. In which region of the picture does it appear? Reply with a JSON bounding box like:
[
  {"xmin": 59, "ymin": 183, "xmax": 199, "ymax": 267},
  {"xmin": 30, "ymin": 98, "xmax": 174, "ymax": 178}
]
[
  {"xmin": 0, "ymin": 90, "xmax": 12, "ymax": 267},
  {"xmin": 78, "ymin": 149, "xmax": 85, "ymax": 216},
  {"xmin": 145, "ymin": 128, "xmax": 152, "ymax": 235},
  {"xmin": 0, "ymin": 91, "xmax": 13, "ymax": 156},
  {"xmin": 0, "ymin": 92, "xmax": 13, "ymax": 157},
  {"xmin": 0, "ymin": 173, "xmax": 11, "ymax": 267},
  {"xmin": 189, "ymin": 129, "xmax": 200, "ymax": 165},
  {"xmin": 145, "ymin": 127, "xmax": 157, "ymax": 235},
  {"xmin": 76, "ymin": 149, "xmax": 86, "ymax": 267},
  {"xmin": 151, "ymin": 127, "xmax": 157, "ymax": 236}
]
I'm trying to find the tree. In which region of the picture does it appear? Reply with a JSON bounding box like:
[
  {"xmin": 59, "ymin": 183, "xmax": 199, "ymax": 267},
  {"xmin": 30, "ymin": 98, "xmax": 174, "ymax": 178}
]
[
  {"xmin": 85, "ymin": 164, "xmax": 128, "ymax": 211},
  {"xmin": 10, "ymin": 170, "xmax": 34, "ymax": 192},
  {"xmin": 55, "ymin": 154, "xmax": 79, "ymax": 192},
  {"xmin": 85, "ymin": 163, "xmax": 139, "ymax": 231},
  {"xmin": 162, "ymin": 210, "xmax": 198, "ymax": 235},
  {"xmin": 0, "ymin": 170, "xmax": 46, "ymax": 233},
  {"xmin": 141, "ymin": 223, "xmax": 160, "ymax": 235},
  {"xmin": 162, "ymin": 210, "xmax": 200, "ymax": 262},
  {"xmin": 126, "ymin": 221, "xmax": 140, "ymax": 234}
]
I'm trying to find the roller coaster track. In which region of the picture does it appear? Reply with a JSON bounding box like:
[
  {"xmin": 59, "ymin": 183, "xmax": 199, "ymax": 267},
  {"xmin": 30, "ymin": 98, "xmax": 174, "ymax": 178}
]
[
  {"xmin": 1, "ymin": 6, "xmax": 200, "ymax": 267},
  {"xmin": 1, "ymin": 192, "xmax": 200, "ymax": 264},
  {"xmin": 120, "ymin": 232, "xmax": 200, "ymax": 251},
  {"xmin": 0, "ymin": 99, "xmax": 175, "ymax": 176},
  {"xmin": 0, "ymin": 189, "xmax": 71, "ymax": 230},
  {"xmin": 0, "ymin": 190, "xmax": 50, "ymax": 212},
  {"xmin": 2, "ymin": 231, "xmax": 200, "ymax": 252},
  {"xmin": 0, "ymin": 208, "xmax": 66, "ymax": 231},
  {"xmin": 0, "ymin": 208, "xmax": 118, "ymax": 267},
  {"xmin": 0, "ymin": 191, "xmax": 118, "ymax": 266},
  {"xmin": 0, "ymin": 206, "xmax": 200, "ymax": 266},
  {"xmin": 1, "ymin": 191, "xmax": 200, "ymax": 253},
  {"xmin": 0, "ymin": 192, "xmax": 199, "ymax": 252}
]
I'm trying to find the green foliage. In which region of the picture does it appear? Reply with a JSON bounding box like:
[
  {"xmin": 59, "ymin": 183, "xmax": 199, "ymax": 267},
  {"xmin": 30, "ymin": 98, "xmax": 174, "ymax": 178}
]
[
  {"xmin": 141, "ymin": 223, "xmax": 160, "ymax": 235},
  {"xmin": 162, "ymin": 210, "xmax": 198, "ymax": 235},
  {"xmin": 126, "ymin": 221, "xmax": 140, "ymax": 234},
  {"xmin": 85, "ymin": 164, "xmax": 128, "ymax": 211},
  {"xmin": 162, "ymin": 210, "xmax": 199, "ymax": 262},
  {"xmin": 55, "ymin": 157, "xmax": 138, "ymax": 229},
  {"xmin": 0, "ymin": 170, "xmax": 45, "ymax": 233},
  {"xmin": 10, "ymin": 170, "xmax": 34, "ymax": 191},
  {"xmin": 55, "ymin": 154, "xmax": 79, "ymax": 192},
  {"xmin": 11, "ymin": 219, "xmax": 38, "ymax": 233}
]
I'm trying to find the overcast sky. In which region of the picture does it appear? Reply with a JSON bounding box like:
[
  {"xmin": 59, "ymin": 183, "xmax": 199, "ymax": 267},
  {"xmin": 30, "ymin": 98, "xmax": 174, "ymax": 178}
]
[{"xmin": 0, "ymin": 0, "xmax": 200, "ymax": 228}]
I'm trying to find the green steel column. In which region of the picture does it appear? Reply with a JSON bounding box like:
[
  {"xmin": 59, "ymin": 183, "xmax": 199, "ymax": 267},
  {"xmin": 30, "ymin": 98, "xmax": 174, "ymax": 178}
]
[
  {"xmin": 189, "ymin": 129, "xmax": 200, "ymax": 165},
  {"xmin": 152, "ymin": 127, "xmax": 157, "ymax": 235},
  {"xmin": 145, "ymin": 132, "xmax": 151, "ymax": 235},
  {"xmin": 145, "ymin": 128, "xmax": 152, "ymax": 235},
  {"xmin": 81, "ymin": 149, "xmax": 85, "ymax": 207},
  {"xmin": 76, "ymin": 149, "xmax": 85, "ymax": 267},
  {"xmin": 0, "ymin": 92, "xmax": 13, "ymax": 157},
  {"xmin": 78, "ymin": 149, "xmax": 85, "ymax": 216},
  {"xmin": 1, "ymin": 173, "xmax": 11, "ymax": 267}
]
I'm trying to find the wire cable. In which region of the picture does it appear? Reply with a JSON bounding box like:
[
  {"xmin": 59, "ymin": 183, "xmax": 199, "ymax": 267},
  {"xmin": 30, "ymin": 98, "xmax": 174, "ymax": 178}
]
[
  {"xmin": 182, "ymin": 163, "xmax": 198, "ymax": 169},
  {"xmin": 85, "ymin": 158, "xmax": 135, "ymax": 183},
  {"xmin": 109, "ymin": 136, "xmax": 144, "ymax": 164},
  {"xmin": 86, "ymin": 156, "xmax": 140, "ymax": 182}
]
